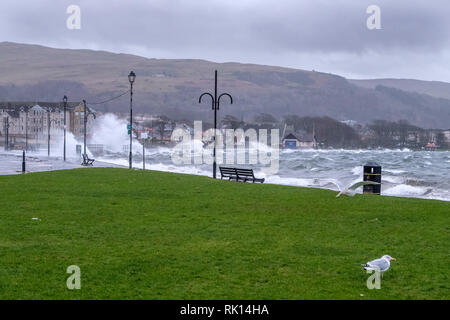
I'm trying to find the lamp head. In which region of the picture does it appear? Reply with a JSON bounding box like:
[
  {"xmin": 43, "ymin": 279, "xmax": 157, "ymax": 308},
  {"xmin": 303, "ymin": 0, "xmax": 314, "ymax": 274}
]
[{"xmin": 128, "ymin": 71, "xmax": 136, "ymax": 84}]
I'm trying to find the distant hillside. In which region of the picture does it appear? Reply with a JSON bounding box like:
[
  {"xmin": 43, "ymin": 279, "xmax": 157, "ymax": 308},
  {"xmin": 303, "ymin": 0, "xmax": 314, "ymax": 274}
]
[
  {"xmin": 349, "ymin": 78, "xmax": 450, "ymax": 100},
  {"xmin": 1, "ymin": 42, "xmax": 449, "ymax": 128}
]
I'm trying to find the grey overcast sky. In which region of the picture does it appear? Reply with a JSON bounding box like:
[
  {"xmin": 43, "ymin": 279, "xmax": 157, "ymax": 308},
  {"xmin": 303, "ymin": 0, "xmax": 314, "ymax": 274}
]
[{"xmin": 1, "ymin": 0, "xmax": 449, "ymax": 81}]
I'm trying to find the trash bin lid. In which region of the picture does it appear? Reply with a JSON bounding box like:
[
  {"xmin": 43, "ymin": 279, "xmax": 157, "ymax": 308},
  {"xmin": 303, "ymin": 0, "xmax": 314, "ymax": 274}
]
[{"xmin": 364, "ymin": 162, "xmax": 381, "ymax": 167}]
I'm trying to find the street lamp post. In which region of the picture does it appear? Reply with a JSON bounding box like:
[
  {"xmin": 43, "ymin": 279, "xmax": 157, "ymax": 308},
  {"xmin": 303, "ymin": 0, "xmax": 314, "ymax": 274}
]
[
  {"xmin": 82, "ymin": 100, "xmax": 96, "ymax": 159},
  {"xmin": 143, "ymin": 136, "xmax": 146, "ymax": 170},
  {"xmin": 25, "ymin": 108, "xmax": 28, "ymax": 151},
  {"xmin": 47, "ymin": 108, "xmax": 58, "ymax": 157},
  {"xmin": 20, "ymin": 106, "xmax": 28, "ymax": 151},
  {"xmin": 199, "ymin": 70, "xmax": 233, "ymax": 179},
  {"xmin": 3, "ymin": 116, "xmax": 9, "ymax": 151},
  {"xmin": 47, "ymin": 109, "xmax": 50, "ymax": 156},
  {"xmin": 63, "ymin": 95, "xmax": 68, "ymax": 161},
  {"xmin": 128, "ymin": 71, "xmax": 136, "ymax": 169},
  {"xmin": 141, "ymin": 130, "xmax": 149, "ymax": 170}
]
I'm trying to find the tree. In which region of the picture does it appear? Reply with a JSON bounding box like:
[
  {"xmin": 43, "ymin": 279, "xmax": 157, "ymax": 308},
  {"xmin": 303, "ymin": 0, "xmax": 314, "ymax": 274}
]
[
  {"xmin": 254, "ymin": 113, "xmax": 277, "ymax": 124},
  {"xmin": 368, "ymin": 120, "xmax": 397, "ymax": 148},
  {"xmin": 155, "ymin": 115, "xmax": 171, "ymax": 141},
  {"xmin": 367, "ymin": 119, "xmax": 423, "ymax": 148},
  {"xmin": 436, "ymin": 132, "xmax": 447, "ymax": 148},
  {"xmin": 283, "ymin": 115, "xmax": 360, "ymax": 148},
  {"xmin": 221, "ymin": 115, "xmax": 243, "ymax": 129}
]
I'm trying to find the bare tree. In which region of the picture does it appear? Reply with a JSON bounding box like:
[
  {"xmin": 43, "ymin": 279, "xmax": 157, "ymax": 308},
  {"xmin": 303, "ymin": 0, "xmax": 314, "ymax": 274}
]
[{"xmin": 254, "ymin": 113, "xmax": 278, "ymax": 124}]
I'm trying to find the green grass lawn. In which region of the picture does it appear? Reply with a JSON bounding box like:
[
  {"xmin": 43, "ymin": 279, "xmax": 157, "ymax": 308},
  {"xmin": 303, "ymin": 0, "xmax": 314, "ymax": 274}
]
[{"xmin": 0, "ymin": 168, "xmax": 448, "ymax": 299}]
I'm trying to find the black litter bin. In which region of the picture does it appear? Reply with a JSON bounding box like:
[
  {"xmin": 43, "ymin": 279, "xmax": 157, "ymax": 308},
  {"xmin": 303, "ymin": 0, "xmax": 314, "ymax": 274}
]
[{"xmin": 363, "ymin": 162, "xmax": 381, "ymax": 195}]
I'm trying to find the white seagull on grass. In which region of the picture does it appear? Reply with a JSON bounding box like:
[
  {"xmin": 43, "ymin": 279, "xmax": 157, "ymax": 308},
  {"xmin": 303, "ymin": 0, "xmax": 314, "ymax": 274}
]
[{"xmin": 362, "ymin": 255, "xmax": 396, "ymax": 277}]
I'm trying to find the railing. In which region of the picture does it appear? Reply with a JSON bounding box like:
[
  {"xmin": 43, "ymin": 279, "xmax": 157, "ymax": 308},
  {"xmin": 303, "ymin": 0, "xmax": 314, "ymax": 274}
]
[{"xmin": 86, "ymin": 144, "xmax": 104, "ymax": 156}]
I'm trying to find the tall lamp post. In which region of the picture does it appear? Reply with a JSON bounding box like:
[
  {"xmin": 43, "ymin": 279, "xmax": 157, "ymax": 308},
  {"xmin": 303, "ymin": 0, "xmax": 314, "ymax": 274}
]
[
  {"xmin": 20, "ymin": 106, "xmax": 29, "ymax": 151},
  {"xmin": 128, "ymin": 71, "xmax": 136, "ymax": 169},
  {"xmin": 141, "ymin": 130, "xmax": 149, "ymax": 170},
  {"xmin": 46, "ymin": 108, "xmax": 58, "ymax": 157},
  {"xmin": 63, "ymin": 95, "xmax": 68, "ymax": 161},
  {"xmin": 199, "ymin": 70, "xmax": 233, "ymax": 179},
  {"xmin": 3, "ymin": 116, "xmax": 9, "ymax": 151},
  {"xmin": 25, "ymin": 108, "xmax": 28, "ymax": 151},
  {"xmin": 82, "ymin": 100, "xmax": 96, "ymax": 158}
]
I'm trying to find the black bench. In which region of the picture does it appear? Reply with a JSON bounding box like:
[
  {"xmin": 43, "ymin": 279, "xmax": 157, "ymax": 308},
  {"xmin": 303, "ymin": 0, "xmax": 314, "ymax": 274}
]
[
  {"xmin": 81, "ymin": 153, "xmax": 95, "ymax": 166},
  {"xmin": 219, "ymin": 167, "xmax": 265, "ymax": 183},
  {"xmin": 236, "ymin": 168, "xmax": 265, "ymax": 183},
  {"xmin": 219, "ymin": 167, "xmax": 239, "ymax": 181}
]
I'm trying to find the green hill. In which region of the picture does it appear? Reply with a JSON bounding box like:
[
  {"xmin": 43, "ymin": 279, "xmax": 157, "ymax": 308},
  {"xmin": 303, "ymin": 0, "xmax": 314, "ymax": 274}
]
[
  {"xmin": 350, "ymin": 78, "xmax": 450, "ymax": 100},
  {"xmin": 1, "ymin": 42, "xmax": 450, "ymax": 128}
]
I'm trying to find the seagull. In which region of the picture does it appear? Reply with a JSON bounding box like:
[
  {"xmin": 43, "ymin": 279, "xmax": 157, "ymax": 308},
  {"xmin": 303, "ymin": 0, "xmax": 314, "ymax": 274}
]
[
  {"xmin": 336, "ymin": 180, "xmax": 380, "ymax": 197},
  {"xmin": 319, "ymin": 179, "xmax": 380, "ymax": 197},
  {"xmin": 362, "ymin": 255, "xmax": 396, "ymax": 277}
]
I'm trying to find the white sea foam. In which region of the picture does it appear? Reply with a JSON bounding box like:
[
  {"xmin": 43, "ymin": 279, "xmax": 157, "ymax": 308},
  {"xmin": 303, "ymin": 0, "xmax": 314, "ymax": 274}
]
[
  {"xmin": 351, "ymin": 166, "xmax": 362, "ymax": 176},
  {"xmin": 384, "ymin": 168, "xmax": 407, "ymax": 174},
  {"xmin": 383, "ymin": 184, "xmax": 429, "ymax": 197},
  {"xmin": 264, "ymin": 175, "xmax": 316, "ymax": 188},
  {"xmin": 382, "ymin": 175, "xmax": 405, "ymax": 184}
]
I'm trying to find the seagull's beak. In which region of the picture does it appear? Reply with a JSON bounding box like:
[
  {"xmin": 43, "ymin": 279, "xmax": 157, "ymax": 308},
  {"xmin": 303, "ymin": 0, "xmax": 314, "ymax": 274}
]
[{"xmin": 391, "ymin": 257, "xmax": 396, "ymax": 261}]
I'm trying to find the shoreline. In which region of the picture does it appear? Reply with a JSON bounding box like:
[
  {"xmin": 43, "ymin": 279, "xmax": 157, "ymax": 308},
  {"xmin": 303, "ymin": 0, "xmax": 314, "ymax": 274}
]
[{"xmin": 1, "ymin": 151, "xmax": 448, "ymax": 203}]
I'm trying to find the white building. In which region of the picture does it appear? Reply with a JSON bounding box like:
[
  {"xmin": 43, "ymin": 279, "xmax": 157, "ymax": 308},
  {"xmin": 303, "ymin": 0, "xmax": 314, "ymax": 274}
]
[
  {"xmin": 443, "ymin": 129, "xmax": 450, "ymax": 143},
  {"xmin": 1, "ymin": 104, "xmax": 69, "ymax": 148},
  {"xmin": 282, "ymin": 132, "xmax": 316, "ymax": 149}
]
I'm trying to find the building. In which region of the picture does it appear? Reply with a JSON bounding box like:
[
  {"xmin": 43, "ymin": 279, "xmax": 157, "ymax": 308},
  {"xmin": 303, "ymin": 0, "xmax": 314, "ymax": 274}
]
[
  {"xmin": 282, "ymin": 133, "xmax": 299, "ymax": 149},
  {"xmin": 341, "ymin": 120, "xmax": 359, "ymax": 127},
  {"xmin": 0, "ymin": 101, "xmax": 78, "ymax": 149},
  {"xmin": 1, "ymin": 109, "xmax": 21, "ymax": 148},
  {"xmin": 28, "ymin": 105, "xmax": 46, "ymax": 145},
  {"xmin": 443, "ymin": 130, "xmax": 450, "ymax": 144},
  {"xmin": 425, "ymin": 142, "xmax": 437, "ymax": 151},
  {"xmin": 69, "ymin": 104, "xmax": 96, "ymax": 138},
  {"xmin": 282, "ymin": 132, "xmax": 316, "ymax": 149}
]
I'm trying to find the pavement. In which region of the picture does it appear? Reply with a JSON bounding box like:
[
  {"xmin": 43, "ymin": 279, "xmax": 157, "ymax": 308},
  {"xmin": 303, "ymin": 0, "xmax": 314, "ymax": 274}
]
[{"xmin": 0, "ymin": 151, "xmax": 124, "ymax": 175}]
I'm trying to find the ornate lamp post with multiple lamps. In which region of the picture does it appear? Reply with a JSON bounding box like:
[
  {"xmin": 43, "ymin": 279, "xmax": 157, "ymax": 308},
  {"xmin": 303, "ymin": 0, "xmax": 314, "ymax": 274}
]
[
  {"xmin": 128, "ymin": 71, "xmax": 136, "ymax": 169},
  {"xmin": 198, "ymin": 70, "xmax": 233, "ymax": 179}
]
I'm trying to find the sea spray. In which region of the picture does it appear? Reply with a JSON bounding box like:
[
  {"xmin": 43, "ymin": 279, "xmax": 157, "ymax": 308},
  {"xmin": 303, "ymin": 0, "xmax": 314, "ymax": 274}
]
[
  {"xmin": 171, "ymin": 121, "xmax": 280, "ymax": 174},
  {"xmin": 89, "ymin": 113, "xmax": 143, "ymax": 154},
  {"xmin": 51, "ymin": 130, "xmax": 87, "ymax": 158}
]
